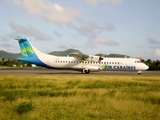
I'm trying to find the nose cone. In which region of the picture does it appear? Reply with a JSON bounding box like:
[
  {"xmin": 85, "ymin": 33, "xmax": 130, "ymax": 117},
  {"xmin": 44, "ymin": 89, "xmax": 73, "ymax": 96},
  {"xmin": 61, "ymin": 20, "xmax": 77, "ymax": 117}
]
[
  {"xmin": 143, "ymin": 64, "xmax": 149, "ymax": 70},
  {"xmin": 137, "ymin": 64, "xmax": 149, "ymax": 71}
]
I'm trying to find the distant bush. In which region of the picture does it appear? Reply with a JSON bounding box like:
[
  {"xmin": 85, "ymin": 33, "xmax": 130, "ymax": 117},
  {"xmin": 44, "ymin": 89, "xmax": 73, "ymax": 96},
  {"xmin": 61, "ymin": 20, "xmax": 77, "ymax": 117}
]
[
  {"xmin": 3, "ymin": 92, "xmax": 17, "ymax": 103},
  {"xmin": 16, "ymin": 102, "xmax": 34, "ymax": 115}
]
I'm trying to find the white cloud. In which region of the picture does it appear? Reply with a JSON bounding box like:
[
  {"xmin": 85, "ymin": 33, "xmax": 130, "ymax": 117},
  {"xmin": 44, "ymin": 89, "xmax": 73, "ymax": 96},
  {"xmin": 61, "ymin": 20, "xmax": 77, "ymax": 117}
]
[
  {"xmin": 0, "ymin": 43, "xmax": 18, "ymax": 52},
  {"xmin": 147, "ymin": 38, "xmax": 160, "ymax": 44},
  {"xmin": 58, "ymin": 45, "xmax": 69, "ymax": 50},
  {"xmin": 67, "ymin": 19, "xmax": 115, "ymax": 36},
  {"xmin": 53, "ymin": 31, "xmax": 62, "ymax": 37},
  {"xmin": 0, "ymin": 46, "xmax": 7, "ymax": 51},
  {"xmin": 155, "ymin": 49, "xmax": 160, "ymax": 57},
  {"xmin": 8, "ymin": 21, "xmax": 50, "ymax": 40},
  {"xmin": 0, "ymin": 36, "xmax": 10, "ymax": 41},
  {"xmin": 58, "ymin": 45, "xmax": 81, "ymax": 50},
  {"xmin": 87, "ymin": 36, "xmax": 119, "ymax": 48},
  {"xmin": 93, "ymin": 37, "xmax": 119, "ymax": 45},
  {"xmin": 85, "ymin": 0, "xmax": 122, "ymax": 5},
  {"xmin": 12, "ymin": 0, "xmax": 79, "ymax": 23}
]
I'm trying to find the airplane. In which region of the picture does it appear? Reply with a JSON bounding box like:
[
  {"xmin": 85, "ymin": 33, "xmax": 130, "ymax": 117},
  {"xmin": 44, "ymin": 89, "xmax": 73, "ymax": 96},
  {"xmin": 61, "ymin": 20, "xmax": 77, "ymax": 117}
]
[{"xmin": 15, "ymin": 36, "xmax": 149, "ymax": 74}]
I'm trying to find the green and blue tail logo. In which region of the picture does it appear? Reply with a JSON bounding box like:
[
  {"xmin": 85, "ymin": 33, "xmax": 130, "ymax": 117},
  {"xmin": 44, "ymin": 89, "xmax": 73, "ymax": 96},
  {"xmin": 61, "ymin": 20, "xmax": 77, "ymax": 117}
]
[{"xmin": 16, "ymin": 36, "xmax": 37, "ymax": 58}]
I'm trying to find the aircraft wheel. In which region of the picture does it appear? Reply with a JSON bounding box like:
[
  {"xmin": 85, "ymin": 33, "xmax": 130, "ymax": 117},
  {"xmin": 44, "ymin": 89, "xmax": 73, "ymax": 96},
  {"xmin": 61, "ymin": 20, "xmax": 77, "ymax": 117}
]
[
  {"xmin": 138, "ymin": 71, "xmax": 141, "ymax": 75},
  {"xmin": 87, "ymin": 70, "xmax": 90, "ymax": 74},
  {"xmin": 81, "ymin": 69, "xmax": 90, "ymax": 74},
  {"xmin": 81, "ymin": 70, "xmax": 84, "ymax": 74},
  {"xmin": 84, "ymin": 70, "xmax": 88, "ymax": 74}
]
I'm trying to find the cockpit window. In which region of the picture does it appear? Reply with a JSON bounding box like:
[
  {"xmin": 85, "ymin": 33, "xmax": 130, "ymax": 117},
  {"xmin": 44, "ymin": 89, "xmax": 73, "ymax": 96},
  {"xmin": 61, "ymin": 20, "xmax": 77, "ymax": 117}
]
[{"xmin": 135, "ymin": 61, "xmax": 142, "ymax": 63}]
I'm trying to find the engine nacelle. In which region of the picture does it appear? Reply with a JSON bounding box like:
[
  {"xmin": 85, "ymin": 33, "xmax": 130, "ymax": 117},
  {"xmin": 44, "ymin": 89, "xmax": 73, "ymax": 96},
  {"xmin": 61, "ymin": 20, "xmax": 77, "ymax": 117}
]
[{"xmin": 85, "ymin": 55, "xmax": 104, "ymax": 62}]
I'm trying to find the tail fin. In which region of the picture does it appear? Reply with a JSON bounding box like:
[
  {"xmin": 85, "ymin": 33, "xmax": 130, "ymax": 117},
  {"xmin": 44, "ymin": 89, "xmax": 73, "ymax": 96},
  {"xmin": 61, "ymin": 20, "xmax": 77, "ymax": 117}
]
[
  {"xmin": 15, "ymin": 36, "xmax": 51, "ymax": 68},
  {"xmin": 15, "ymin": 36, "xmax": 37, "ymax": 58}
]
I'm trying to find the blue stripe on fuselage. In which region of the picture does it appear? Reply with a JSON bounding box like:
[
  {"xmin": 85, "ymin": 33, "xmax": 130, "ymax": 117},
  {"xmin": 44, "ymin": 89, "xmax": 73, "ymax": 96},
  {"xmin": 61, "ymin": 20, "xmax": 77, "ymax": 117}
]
[{"xmin": 17, "ymin": 56, "xmax": 48, "ymax": 67}]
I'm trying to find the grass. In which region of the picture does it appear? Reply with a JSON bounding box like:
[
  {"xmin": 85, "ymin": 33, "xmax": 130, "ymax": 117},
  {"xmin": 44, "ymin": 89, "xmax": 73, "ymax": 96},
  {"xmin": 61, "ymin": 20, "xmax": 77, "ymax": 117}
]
[{"xmin": 0, "ymin": 74, "xmax": 160, "ymax": 120}]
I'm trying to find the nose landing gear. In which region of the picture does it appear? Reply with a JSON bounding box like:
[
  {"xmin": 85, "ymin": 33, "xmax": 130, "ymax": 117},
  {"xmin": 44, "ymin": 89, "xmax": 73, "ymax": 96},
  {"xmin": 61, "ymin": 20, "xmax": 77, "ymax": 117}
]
[{"xmin": 138, "ymin": 71, "xmax": 141, "ymax": 75}]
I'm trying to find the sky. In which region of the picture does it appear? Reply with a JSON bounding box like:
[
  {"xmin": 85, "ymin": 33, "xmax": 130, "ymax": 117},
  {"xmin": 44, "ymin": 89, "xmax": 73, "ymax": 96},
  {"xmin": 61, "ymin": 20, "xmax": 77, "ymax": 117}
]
[{"xmin": 0, "ymin": 0, "xmax": 160, "ymax": 60}]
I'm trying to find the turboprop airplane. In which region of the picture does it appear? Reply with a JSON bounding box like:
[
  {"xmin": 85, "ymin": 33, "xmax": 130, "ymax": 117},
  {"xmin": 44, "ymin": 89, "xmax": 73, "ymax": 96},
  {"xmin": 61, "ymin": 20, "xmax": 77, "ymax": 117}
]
[{"xmin": 15, "ymin": 36, "xmax": 149, "ymax": 74}]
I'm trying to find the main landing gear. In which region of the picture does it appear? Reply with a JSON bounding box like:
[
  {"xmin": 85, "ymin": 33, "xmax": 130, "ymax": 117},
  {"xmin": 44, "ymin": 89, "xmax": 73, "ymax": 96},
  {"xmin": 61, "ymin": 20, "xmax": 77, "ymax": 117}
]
[
  {"xmin": 81, "ymin": 69, "xmax": 90, "ymax": 74},
  {"xmin": 138, "ymin": 71, "xmax": 141, "ymax": 75}
]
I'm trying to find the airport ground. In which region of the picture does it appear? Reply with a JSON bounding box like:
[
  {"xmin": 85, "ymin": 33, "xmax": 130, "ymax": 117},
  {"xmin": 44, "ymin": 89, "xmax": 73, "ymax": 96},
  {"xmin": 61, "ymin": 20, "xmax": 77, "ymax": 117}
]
[
  {"xmin": 0, "ymin": 68, "xmax": 160, "ymax": 75},
  {"xmin": 0, "ymin": 68, "xmax": 160, "ymax": 120}
]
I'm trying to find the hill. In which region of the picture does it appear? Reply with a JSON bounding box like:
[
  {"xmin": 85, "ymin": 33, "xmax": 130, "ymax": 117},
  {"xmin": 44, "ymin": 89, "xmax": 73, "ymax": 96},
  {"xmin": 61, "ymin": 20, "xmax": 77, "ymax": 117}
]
[
  {"xmin": 95, "ymin": 53, "xmax": 130, "ymax": 58},
  {"xmin": 106, "ymin": 53, "xmax": 130, "ymax": 58},
  {"xmin": 49, "ymin": 49, "xmax": 82, "ymax": 56},
  {"xmin": 0, "ymin": 50, "xmax": 21, "ymax": 60},
  {"xmin": 0, "ymin": 49, "xmax": 130, "ymax": 60}
]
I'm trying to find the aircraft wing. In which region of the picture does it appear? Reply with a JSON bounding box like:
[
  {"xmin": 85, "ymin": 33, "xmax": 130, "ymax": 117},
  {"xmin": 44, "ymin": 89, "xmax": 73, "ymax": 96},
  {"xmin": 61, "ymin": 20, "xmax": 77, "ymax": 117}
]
[
  {"xmin": 70, "ymin": 52, "xmax": 89, "ymax": 61},
  {"xmin": 71, "ymin": 52, "xmax": 104, "ymax": 62}
]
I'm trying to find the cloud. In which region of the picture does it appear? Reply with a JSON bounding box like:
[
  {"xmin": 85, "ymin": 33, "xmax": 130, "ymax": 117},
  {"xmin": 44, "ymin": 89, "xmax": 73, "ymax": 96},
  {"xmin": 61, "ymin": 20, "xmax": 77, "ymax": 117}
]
[
  {"xmin": 155, "ymin": 49, "xmax": 160, "ymax": 57},
  {"xmin": 58, "ymin": 45, "xmax": 81, "ymax": 50},
  {"xmin": 8, "ymin": 21, "xmax": 50, "ymax": 40},
  {"xmin": 93, "ymin": 37, "xmax": 119, "ymax": 45},
  {"xmin": 87, "ymin": 36, "xmax": 119, "ymax": 48},
  {"xmin": 0, "ymin": 43, "xmax": 18, "ymax": 52},
  {"xmin": 85, "ymin": 0, "xmax": 123, "ymax": 5},
  {"xmin": 58, "ymin": 45, "xmax": 69, "ymax": 50},
  {"xmin": 0, "ymin": 36, "xmax": 10, "ymax": 41},
  {"xmin": 53, "ymin": 31, "xmax": 62, "ymax": 37},
  {"xmin": 67, "ymin": 19, "xmax": 115, "ymax": 36},
  {"xmin": 12, "ymin": 0, "xmax": 79, "ymax": 23},
  {"xmin": 147, "ymin": 38, "xmax": 160, "ymax": 44}
]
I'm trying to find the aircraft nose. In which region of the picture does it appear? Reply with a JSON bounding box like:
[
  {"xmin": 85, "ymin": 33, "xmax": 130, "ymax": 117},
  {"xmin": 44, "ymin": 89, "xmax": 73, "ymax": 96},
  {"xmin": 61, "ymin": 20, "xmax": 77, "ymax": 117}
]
[{"xmin": 144, "ymin": 64, "xmax": 149, "ymax": 70}]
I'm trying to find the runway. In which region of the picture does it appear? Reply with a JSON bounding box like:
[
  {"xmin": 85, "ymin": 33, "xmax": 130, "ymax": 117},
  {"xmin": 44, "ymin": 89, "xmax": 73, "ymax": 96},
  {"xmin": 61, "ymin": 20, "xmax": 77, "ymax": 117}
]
[{"xmin": 0, "ymin": 68, "xmax": 160, "ymax": 75}]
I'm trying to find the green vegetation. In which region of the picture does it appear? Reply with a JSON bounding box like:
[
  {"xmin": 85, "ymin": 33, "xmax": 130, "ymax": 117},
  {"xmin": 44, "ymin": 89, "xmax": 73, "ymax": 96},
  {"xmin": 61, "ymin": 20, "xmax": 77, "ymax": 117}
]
[
  {"xmin": 0, "ymin": 74, "xmax": 159, "ymax": 120},
  {"xmin": 16, "ymin": 102, "xmax": 34, "ymax": 115},
  {"xmin": 0, "ymin": 59, "xmax": 31, "ymax": 67}
]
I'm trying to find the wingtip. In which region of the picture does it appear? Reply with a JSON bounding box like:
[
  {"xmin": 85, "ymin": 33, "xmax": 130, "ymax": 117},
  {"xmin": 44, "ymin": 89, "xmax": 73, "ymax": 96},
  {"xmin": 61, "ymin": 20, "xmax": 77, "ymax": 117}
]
[{"xmin": 15, "ymin": 38, "xmax": 20, "ymax": 40}]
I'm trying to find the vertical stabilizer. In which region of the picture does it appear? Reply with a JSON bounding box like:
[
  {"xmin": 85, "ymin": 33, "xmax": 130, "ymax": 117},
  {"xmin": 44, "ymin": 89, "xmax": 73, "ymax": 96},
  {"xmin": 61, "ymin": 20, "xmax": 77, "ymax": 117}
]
[
  {"xmin": 15, "ymin": 36, "xmax": 37, "ymax": 58},
  {"xmin": 15, "ymin": 36, "xmax": 49, "ymax": 67}
]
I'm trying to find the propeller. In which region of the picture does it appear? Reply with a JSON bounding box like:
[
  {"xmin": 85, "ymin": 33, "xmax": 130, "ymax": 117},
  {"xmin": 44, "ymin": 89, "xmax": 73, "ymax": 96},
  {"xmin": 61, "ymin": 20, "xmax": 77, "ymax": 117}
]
[{"xmin": 98, "ymin": 52, "xmax": 104, "ymax": 63}]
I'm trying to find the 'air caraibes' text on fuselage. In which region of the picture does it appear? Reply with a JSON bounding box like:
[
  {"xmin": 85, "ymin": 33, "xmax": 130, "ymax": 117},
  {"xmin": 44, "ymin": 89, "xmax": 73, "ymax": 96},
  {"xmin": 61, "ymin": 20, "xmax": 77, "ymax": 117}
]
[{"xmin": 103, "ymin": 65, "xmax": 136, "ymax": 70}]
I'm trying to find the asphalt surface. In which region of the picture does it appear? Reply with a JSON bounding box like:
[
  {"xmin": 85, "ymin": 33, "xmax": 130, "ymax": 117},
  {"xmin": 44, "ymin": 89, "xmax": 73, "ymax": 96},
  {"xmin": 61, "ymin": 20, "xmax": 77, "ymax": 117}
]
[{"xmin": 0, "ymin": 68, "xmax": 160, "ymax": 75}]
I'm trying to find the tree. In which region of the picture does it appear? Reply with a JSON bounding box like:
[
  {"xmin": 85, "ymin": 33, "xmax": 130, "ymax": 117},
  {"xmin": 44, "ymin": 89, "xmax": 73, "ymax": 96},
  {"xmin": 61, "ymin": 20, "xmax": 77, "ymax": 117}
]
[{"xmin": 2, "ymin": 58, "xmax": 5, "ymax": 62}]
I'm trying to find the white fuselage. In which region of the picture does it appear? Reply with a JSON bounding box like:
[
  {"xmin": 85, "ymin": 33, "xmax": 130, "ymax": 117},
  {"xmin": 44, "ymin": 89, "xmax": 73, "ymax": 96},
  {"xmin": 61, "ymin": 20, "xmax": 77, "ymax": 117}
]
[
  {"xmin": 16, "ymin": 40, "xmax": 149, "ymax": 73},
  {"xmin": 36, "ymin": 49, "xmax": 148, "ymax": 72}
]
